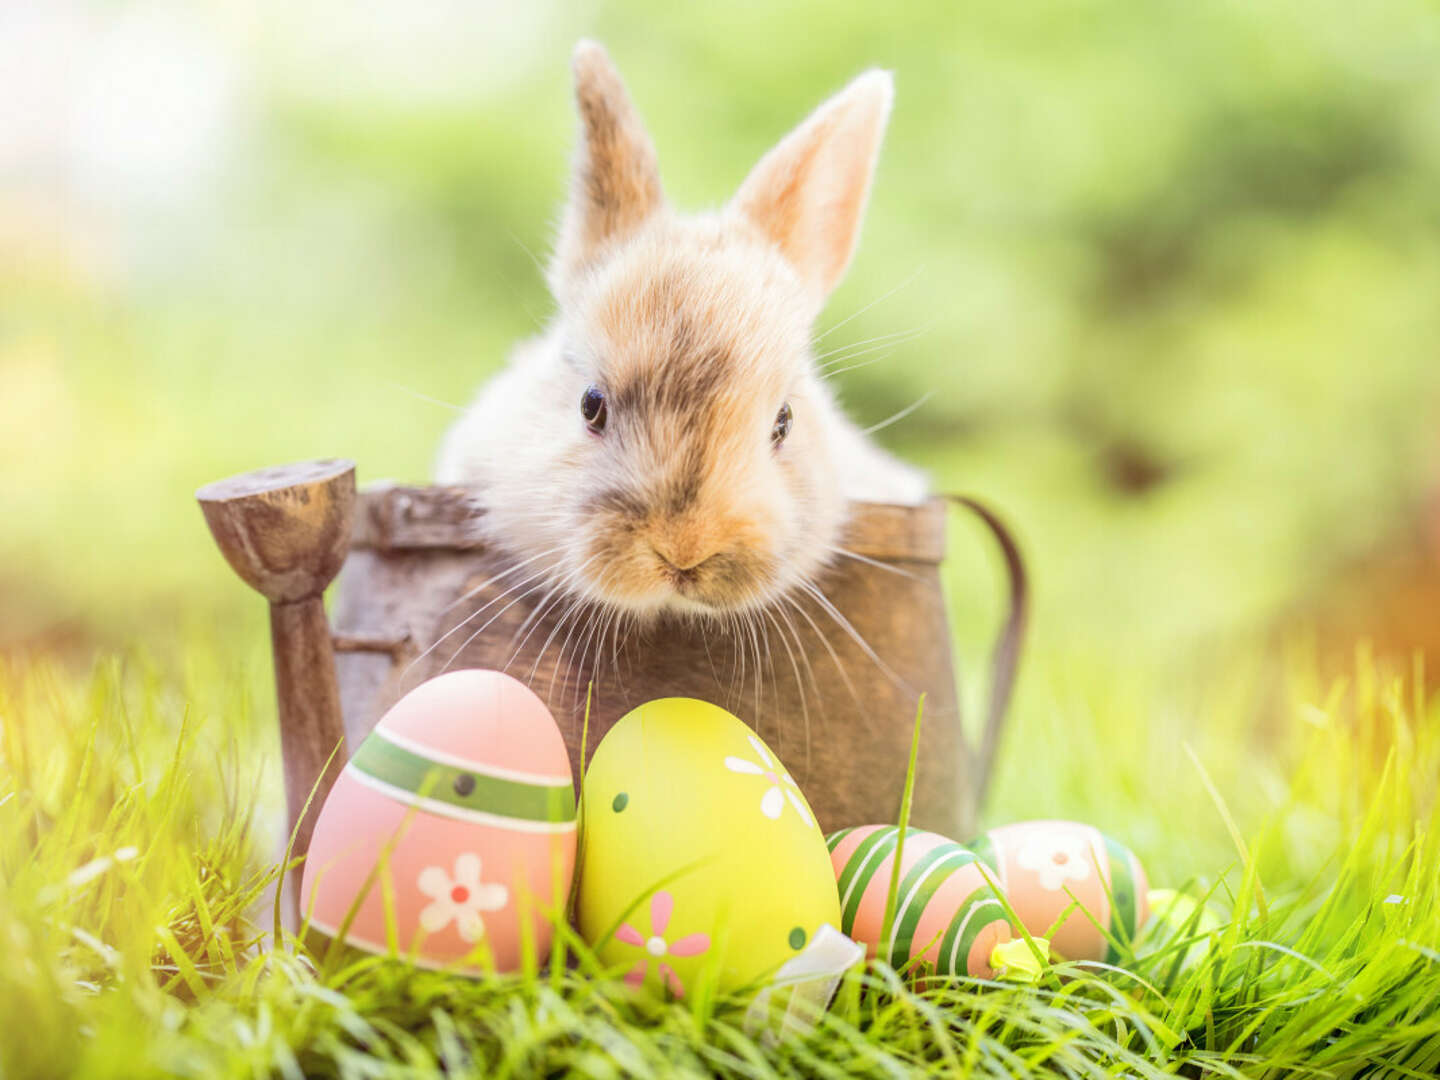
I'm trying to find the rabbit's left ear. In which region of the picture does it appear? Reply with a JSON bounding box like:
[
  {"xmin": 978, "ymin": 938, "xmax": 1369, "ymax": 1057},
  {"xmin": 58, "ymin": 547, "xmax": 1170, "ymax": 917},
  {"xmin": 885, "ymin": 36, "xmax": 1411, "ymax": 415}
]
[
  {"xmin": 550, "ymin": 41, "xmax": 665, "ymax": 292},
  {"xmin": 731, "ymin": 70, "xmax": 893, "ymax": 306}
]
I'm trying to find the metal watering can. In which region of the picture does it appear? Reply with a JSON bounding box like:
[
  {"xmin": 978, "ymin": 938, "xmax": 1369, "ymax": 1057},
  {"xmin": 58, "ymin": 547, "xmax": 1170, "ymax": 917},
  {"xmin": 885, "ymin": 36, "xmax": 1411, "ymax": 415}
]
[{"xmin": 197, "ymin": 459, "xmax": 1026, "ymax": 877}]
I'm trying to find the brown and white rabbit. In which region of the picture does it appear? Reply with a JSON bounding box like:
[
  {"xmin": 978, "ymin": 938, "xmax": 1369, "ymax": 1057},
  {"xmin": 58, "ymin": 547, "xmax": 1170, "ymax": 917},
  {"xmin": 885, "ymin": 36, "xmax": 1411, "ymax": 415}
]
[{"xmin": 436, "ymin": 41, "xmax": 927, "ymax": 619}]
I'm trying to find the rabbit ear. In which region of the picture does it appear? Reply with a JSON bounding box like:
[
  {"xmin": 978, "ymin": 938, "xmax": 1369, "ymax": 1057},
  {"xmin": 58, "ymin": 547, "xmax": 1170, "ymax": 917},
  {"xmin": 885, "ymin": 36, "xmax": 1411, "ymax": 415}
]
[
  {"xmin": 550, "ymin": 41, "xmax": 665, "ymax": 291},
  {"xmin": 731, "ymin": 70, "xmax": 893, "ymax": 305}
]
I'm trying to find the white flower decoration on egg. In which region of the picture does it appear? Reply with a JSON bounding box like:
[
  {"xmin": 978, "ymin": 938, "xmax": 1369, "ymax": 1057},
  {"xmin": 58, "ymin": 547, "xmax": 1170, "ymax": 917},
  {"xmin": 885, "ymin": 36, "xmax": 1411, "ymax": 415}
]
[
  {"xmin": 724, "ymin": 735, "xmax": 812, "ymax": 826},
  {"xmin": 1015, "ymin": 831, "xmax": 1095, "ymax": 893},
  {"xmin": 416, "ymin": 852, "xmax": 509, "ymax": 943}
]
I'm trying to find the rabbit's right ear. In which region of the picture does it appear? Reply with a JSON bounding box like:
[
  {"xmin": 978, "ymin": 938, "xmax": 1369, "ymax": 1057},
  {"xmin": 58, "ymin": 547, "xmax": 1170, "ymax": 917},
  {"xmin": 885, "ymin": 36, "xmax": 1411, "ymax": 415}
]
[{"xmin": 549, "ymin": 41, "xmax": 665, "ymax": 294}]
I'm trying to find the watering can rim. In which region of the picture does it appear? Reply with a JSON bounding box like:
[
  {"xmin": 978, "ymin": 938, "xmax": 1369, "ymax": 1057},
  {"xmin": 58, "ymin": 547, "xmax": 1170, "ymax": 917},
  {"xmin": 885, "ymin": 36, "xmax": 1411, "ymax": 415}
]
[{"xmin": 347, "ymin": 482, "xmax": 950, "ymax": 564}]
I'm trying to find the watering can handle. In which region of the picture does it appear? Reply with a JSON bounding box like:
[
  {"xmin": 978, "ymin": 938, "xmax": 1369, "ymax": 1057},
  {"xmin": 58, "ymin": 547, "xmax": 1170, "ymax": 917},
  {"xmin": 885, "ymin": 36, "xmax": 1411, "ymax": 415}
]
[{"xmin": 944, "ymin": 495, "xmax": 1029, "ymax": 816}]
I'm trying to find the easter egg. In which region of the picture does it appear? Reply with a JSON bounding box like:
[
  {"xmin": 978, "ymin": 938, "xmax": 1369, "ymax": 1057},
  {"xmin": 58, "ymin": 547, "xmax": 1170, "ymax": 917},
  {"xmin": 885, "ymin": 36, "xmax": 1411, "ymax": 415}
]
[
  {"xmin": 301, "ymin": 669, "xmax": 577, "ymax": 972},
  {"xmin": 967, "ymin": 820, "xmax": 1149, "ymax": 963},
  {"xmin": 826, "ymin": 826, "xmax": 1015, "ymax": 978},
  {"xmin": 577, "ymin": 698, "xmax": 841, "ymax": 996}
]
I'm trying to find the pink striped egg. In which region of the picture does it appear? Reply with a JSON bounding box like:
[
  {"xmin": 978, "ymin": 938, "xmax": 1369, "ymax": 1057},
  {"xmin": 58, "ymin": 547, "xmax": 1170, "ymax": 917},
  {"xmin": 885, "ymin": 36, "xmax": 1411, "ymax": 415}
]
[
  {"xmin": 826, "ymin": 826, "xmax": 1016, "ymax": 978},
  {"xmin": 967, "ymin": 820, "xmax": 1149, "ymax": 962},
  {"xmin": 301, "ymin": 670, "xmax": 577, "ymax": 973}
]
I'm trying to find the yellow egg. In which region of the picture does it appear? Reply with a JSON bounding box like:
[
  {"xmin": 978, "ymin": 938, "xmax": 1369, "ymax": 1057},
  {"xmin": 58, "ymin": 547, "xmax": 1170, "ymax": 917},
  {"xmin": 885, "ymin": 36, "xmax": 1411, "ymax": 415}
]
[{"xmin": 578, "ymin": 698, "xmax": 841, "ymax": 996}]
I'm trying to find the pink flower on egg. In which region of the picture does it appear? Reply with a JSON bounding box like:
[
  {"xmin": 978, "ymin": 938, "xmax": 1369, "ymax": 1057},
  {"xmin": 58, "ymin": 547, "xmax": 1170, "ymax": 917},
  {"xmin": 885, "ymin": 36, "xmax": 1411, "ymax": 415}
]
[
  {"xmin": 724, "ymin": 735, "xmax": 812, "ymax": 825},
  {"xmin": 416, "ymin": 853, "xmax": 508, "ymax": 943},
  {"xmin": 615, "ymin": 890, "xmax": 710, "ymax": 997}
]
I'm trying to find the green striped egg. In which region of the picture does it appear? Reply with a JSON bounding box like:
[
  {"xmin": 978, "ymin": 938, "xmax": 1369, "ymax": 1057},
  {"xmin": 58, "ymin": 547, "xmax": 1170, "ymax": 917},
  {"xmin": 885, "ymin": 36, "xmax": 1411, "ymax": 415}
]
[
  {"xmin": 826, "ymin": 826, "xmax": 1016, "ymax": 978},
  {"xmin": 967, "ymin": 820, "xmax": 1150, "ymax": 963}
]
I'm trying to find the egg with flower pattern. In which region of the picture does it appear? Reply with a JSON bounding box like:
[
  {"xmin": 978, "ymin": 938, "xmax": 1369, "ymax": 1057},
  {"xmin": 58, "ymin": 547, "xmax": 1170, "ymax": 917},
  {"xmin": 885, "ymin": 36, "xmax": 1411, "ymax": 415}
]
[
  {"xmin": 301, "ymin": 669, "xmax": 577, "ymax": 972},
  {"xmin": 826, "ymin": 826, "xmax": 1018, "ymax": 977},
  {"xmin": 967, "ymin": 820, "xmax": 1149, "ymax": 962},
  {"xmin": 577, "ymin": 697, "xmax": 842, "ymax": 995}
]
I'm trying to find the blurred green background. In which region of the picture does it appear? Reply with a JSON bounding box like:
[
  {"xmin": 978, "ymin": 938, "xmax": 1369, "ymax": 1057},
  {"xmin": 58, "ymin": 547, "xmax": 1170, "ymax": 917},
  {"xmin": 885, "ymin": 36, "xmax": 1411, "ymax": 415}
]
[{"xmin": 4, "ymin": 0, "xmax": 1440, "ymax": 696}]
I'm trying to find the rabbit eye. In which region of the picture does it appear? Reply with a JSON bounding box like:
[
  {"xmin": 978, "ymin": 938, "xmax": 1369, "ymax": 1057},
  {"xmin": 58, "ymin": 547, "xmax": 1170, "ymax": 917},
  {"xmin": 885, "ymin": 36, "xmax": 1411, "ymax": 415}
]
[
  {"xmin": 771, "ymin": 403, "xmax": 793, "ymax": 447},
  {"xmin": 581, "ymin": 385, "xmax": 607, "ymax": 432}
]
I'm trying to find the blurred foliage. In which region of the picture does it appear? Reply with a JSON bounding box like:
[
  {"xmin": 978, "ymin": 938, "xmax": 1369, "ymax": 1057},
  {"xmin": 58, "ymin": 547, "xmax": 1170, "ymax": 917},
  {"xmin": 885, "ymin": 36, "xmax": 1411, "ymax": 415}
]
[{"xmin": 3, "ymin": 0, "xmax": 1440, "ymax": 678}]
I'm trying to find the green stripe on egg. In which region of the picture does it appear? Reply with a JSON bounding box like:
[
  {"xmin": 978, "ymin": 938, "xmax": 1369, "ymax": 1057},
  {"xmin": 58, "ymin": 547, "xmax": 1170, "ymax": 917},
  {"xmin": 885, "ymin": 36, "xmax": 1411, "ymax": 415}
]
[
  {"xmin": 1102, "ymin": 834, "xmax": 1139, "ymax": 963},
  {"xmin": 886, "ymin": 844, "xmax": 977, "ymax": 968},
  {"xmin": 967, "ymin": 832, "xmax": 998, "ymax": 874},
  {"xmin": 826, "ymin": 826, "xmax": 855, "ymax": 853},
  {"xmin": 936, "ymin": 884, "xmax": 1008, "ymax": 977},
  {"xmin": 838, "ymin": 827, "xmax": 900, "ymax": 934},
  {"xmin": 965, "ymin": 830, "xmax": 1010, "ymax": 894},
  {"xmin": 350, "ymin": 730, "xmax": 576, "ymax": 824},
  {"xmin": 836, "ymin": 827, "xmax": 897, "ymax": 901}
]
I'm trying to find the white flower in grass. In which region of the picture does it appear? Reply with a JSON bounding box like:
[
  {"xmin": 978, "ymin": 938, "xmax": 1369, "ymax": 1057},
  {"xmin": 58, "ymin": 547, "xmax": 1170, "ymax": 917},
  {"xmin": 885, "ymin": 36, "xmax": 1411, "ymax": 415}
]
[
  {"xmin": 1015, "ymin": 831, "xmax": 1094, "ymax": 893},
  {"xmin": 417, "ymin": 853, "xmax": 508, "ymax": 943},
  {"xmin": 724, "ymin": 735, "xmax": 813, "ymax": 826}
]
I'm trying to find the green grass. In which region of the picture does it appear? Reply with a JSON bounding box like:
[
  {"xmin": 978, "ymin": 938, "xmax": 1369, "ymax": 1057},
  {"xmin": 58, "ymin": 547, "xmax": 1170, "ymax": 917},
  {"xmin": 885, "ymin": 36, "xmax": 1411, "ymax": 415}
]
[{"xmin": 2, "ymin": 645, "xmax": 1436, "ymax": 1078}]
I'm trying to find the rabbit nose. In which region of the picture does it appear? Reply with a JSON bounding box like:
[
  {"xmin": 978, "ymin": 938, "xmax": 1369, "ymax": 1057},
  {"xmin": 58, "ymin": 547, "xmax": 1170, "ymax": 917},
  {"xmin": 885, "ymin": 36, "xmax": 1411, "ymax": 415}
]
[{"xmin": 651, "ymin": 541, "xmax": 714, "ymax": 574}]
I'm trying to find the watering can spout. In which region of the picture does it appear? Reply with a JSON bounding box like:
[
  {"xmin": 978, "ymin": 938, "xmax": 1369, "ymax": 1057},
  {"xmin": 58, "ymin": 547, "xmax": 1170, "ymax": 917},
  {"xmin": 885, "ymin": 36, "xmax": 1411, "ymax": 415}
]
[{"xmin": 196, "ymin": 459, "xmax": 357, "ymax": 914}]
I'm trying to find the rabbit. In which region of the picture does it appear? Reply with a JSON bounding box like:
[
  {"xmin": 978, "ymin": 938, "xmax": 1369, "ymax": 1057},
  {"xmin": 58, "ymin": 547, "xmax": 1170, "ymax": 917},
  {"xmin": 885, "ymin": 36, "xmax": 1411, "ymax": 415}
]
[{"xmin": 436, "ymin": 41, "xmax": 928, "ymax": 621}]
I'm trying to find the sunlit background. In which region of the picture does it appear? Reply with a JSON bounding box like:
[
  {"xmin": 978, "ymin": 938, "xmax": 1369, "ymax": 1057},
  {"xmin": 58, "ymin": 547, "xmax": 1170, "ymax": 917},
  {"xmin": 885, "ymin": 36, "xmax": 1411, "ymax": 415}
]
[{"xmin": 3, "ymin": 0, "xmax": 1440, "ymax": 853}]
